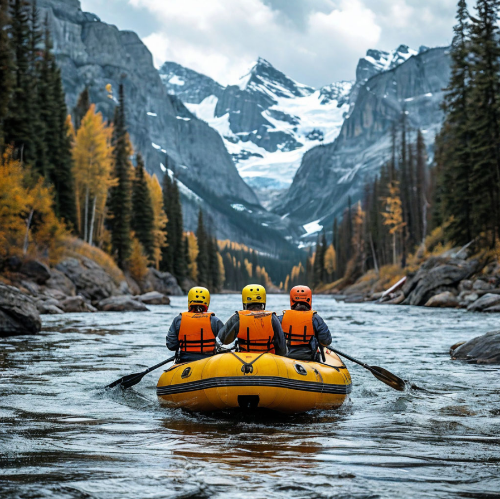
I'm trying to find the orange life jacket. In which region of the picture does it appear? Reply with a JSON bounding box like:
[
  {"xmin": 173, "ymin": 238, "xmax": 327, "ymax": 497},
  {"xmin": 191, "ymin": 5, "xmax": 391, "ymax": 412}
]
[
  {"xmin": 281, "ymin": 309, "xmax": 317, "ymax": 347},
  {"xmin": 178, "ymin": 312, "xmax": 216, "ymax": 353},
  {"xmin": 237, "ymin": 310, "xmax": 276, "ymax": 353}
]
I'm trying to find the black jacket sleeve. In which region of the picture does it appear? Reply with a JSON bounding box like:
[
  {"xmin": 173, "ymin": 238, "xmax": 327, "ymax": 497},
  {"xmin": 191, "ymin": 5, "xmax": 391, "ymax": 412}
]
[
  {"xmin": 217, "ymin": 313, "xmax": 240, "ymax": 344},
  {"xmin": 211, "ymin": 316, "xmax": 224, "ymax": 336},
  {"xmin": 271, "ymin": 314, "xmax": 287, "ymax": 356},
  {"xmin": 166, "ymin": 315, "xmax": 182, "ymax": 352},
  {"xmin": 313, "ymin": 314, "xmax": 332, "ymax": 347}
]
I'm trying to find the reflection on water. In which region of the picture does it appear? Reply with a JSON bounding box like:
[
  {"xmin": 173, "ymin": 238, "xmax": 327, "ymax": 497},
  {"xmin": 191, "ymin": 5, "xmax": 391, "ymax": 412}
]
[{"xmin": 1, "ymin": 294, "xmax": 500, "ymax": 498}]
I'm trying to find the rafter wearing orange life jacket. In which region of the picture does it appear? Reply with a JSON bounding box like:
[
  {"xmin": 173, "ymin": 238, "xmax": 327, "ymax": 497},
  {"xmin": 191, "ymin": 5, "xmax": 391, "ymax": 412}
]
[
  {"xmin": 237, "ymin": 310, "xmax": 276, "ymax": 353},
  {"xmin": 278, "ymin": 285, "xmax": 332, "ymax": 361},
  {"xmin": 281, "ymin": 309, "xmax": 317, "ymax": 347},
  {"xmin": 178, "ymin": 311, "xmax": 216, "ymax": 353},
  {"xmin": 216, "ymin": 285, "xmax": 287, "ymax": 356},
  {"xmin": 166, "ymin": 287, "xmax": 224, "ymax": 363}
]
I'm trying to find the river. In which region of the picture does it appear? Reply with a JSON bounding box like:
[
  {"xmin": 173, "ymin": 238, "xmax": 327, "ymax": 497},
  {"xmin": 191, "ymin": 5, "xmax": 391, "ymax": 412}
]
[{"xmin": 1, "ymin": 294, "xmax": 500, "ymax": 498}]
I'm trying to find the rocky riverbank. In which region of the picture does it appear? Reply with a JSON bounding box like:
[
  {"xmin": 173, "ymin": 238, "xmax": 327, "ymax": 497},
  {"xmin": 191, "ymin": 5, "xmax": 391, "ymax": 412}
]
[
  {"xmin": 0, "ymin": 252, "xmax": 183, "ymax": 336},
  {"xmin": 333, "ymin": 247, "xmax": 500, "ymax": 313}
]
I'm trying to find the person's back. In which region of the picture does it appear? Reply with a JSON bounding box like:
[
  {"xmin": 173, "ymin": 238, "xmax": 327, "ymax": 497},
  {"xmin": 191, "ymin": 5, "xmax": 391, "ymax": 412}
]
[
  {"xmin": 217, "ymin": 284, "xmax": 287, "ymax": 356},
  {"xmin": 279, "ymin": 286, "xmax": 332, "ymax": 361},
  {"xmin": 166, "ymin": 287, "xmax": 223, "ymax": 363}
]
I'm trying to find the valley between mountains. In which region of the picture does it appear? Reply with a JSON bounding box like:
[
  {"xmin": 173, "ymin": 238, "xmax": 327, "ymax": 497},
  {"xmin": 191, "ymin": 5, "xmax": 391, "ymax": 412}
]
[{"xmin": 39, "ymin": 0, "xmax": 450, "ymax": 251}]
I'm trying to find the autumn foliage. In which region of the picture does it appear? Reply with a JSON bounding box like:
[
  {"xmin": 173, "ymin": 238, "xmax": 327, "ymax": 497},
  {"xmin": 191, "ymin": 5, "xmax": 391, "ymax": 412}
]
[{"xmin": 0, "ymin": 149, "xmax": 67, "ymax": 264}]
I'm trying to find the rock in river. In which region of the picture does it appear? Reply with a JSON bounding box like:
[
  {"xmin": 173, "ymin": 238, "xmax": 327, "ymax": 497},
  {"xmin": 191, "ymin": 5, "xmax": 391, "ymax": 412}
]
[
  {"xmin": 97, "ymin": 296, "xmax": 149, "ymax": 312},
  {"xmin": 0, "ymin": 283, "xmax": 41, "ymax": 336},
  {"xmin": 450, "ymin": 331, "xmax": 500, "ymax": 364}
]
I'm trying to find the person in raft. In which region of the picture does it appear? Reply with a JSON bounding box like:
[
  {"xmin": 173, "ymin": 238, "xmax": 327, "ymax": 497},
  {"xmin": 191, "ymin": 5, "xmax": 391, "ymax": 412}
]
[
  {"xmin": 217, "ymin": 284, "xmax": 287, "ymax": 356},
  {"xmin": 166, "ymin": 287, "xmax": 224, "ymax": 363},
  {"xmin": 279, "ymin": 285, "xmax": 332, "ymax": 362}
]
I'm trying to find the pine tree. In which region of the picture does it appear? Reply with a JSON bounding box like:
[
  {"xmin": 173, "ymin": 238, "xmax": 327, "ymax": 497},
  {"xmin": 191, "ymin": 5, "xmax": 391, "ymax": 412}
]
[
  {"xmin": 468, "ymin": 0, "xmax": 500, "ymax": 245},
  {"xmin": 50, "ymin": 60, "xmax": 77, "ymax": 227},
  {"xmin": 131, "ymin": 153, "xmax": 155, "ymax": 261},
  {"xmin": 207, "ymin": 236, "xmax": 220, "ymax": 291},
  {"xmin": 196, "ymin": 210, "xmax": 210, "ymax": 287},
  {"xmin": 437, "ymin": 0, "xmax": 474, "ymax": 245},
  {"xmin": 415, "ymin": 130, "xmax": 428, "ymax": 245},
  {"xmin": 171, "ymin": 179, "xmax": 186, "ymax": 279},
  {"xmin": 108, "ymin": 84, "xmax": 132, "ymax": 268},
  {"xmin": 0, "ymin": 0, "xmax": 14, "ymax": 152},
  {"xmin": 5, "ymin": 0, "xmax": 35, "ymax": 163},
  {"xmin": 74, "ymin": 87, "xmax": 90, "ymax": 131},
  {"xmin": 28, "ymin": 1, "xmax": 46, "ymax": 177},
  {"xmin": 160, "ymin": 171, "xmax": 174, "ymax": 272}
]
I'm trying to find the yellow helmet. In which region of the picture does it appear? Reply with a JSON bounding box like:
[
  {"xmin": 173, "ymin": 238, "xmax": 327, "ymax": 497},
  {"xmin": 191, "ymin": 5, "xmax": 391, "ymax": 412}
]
[
  {"xmin": 188, "ymin": 287, "xmax": 210, "ymax": 311},
  {"xmin": 242, "ymin": 284, "xmax": 266, "ymax": 308}
]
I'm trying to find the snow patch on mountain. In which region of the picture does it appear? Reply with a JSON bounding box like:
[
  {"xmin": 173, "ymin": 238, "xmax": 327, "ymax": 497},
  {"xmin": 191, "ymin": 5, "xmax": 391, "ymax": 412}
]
[{"xmin": 161, "ymin": 46, "xmax": 418, "ymax": 209}]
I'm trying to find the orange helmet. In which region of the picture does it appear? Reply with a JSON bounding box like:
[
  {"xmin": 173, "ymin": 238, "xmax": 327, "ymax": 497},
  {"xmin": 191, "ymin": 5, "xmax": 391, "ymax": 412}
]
[{"xmin": 290, "ymin": 285, "xmax": 312, "ymax": 309}]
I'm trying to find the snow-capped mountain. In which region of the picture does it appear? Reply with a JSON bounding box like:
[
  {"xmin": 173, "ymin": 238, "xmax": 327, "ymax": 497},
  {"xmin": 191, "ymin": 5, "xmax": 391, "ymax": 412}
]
[
  {"xmin": 159, "ymin": 46, "xmax": 420, "ymax": 208},
  {"xmin": 275, "ymin": 46, "xmax": 451, "ymax": 239}
]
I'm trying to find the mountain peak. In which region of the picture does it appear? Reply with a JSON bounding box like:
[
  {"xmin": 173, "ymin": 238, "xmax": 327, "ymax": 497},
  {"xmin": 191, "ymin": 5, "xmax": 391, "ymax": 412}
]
[
  {"xmin": 356, "ymin": 45, "xmax": 417, "ymax": 84},
  {"xmin": 237, "ymin": 57, "xmax": 314, "ymax": 98}
]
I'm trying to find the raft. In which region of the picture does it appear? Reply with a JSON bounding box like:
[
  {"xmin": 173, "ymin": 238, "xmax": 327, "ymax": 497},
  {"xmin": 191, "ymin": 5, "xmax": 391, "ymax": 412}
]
[{"xmin": 157, "ymin": 349, "xmax": 352, "ymax": 414}]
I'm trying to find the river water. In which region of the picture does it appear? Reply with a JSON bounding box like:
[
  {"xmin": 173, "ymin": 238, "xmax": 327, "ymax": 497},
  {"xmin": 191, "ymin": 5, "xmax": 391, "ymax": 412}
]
[{"xmin": 1, "ymin": 294, "xmax": 500, "ymax": 498}]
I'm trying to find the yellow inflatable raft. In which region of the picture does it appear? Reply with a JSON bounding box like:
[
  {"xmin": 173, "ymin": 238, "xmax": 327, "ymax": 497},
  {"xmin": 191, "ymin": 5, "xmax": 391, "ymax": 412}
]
[{"xmin": 157, "ymin": 349, "xmax": 352, "ymax": 414}]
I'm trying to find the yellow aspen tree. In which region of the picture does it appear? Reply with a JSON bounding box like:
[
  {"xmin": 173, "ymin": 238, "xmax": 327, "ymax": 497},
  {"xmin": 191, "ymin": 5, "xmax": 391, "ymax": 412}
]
[
  {"xmin": 244, "ymin": 258, "xmax": 252, "ymax": 278},
  {"xmin": 146, "ymin": 172, "xmax": 167, "ymax": 268},
  {"xmin": 382, "ymin": 182, "xmax": 406, "ymax": 265},
  {"xmin": 0, "ymin": 149, "xmax": 66, "ymax": 263},
  {"xmin": 284, "ymin": 275, "xmax": 290, "ymax": 292},
  {"xmin": 324, "ymin": 244, "xmax": 336, "ymax": 278},
  {"xmin": 72, "ymin": 105, "xmax": 114, "ymax": 246},
  {"xmin": 128, "ymin": 237, "xmax": 149, "ymax": 284},
  {"xmin": 0, "ymin": 151, "xmax": 29, "ymax": 256},
  {"xmin": 217, "ymin": 253, "xmax": 225, "ymax": 287},
  {"xmin": 186, "ymin": 232, "xmax": 199, "ymax": 280}
]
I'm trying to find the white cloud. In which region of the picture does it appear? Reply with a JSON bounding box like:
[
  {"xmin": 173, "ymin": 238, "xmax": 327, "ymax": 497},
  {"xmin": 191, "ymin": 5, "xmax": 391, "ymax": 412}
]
[
  {"xmin": 130, "ymin": 0, "xmax": 384, "ymax": 86},
  {"xmin": 83, "ymin": 0, "xmax": 458, "ymax": 87}
]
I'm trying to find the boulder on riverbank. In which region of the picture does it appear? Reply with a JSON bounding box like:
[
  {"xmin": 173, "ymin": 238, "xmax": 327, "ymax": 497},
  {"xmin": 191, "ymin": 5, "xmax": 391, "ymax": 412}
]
[
  {"xmin": 425, "ymin": 291, "xmax": 459, "ymax": 308},
  {"xmin": 56, "ymin": 257, "xmax": 123, "ymax": 301},
  {"xmin": 0, "ymin": 284, "xmax": 41, "ymax": 336},
  {"xmin": 402, "ymin": 257, "xmax": 480, "ymax": 306},
  {"xmin": 138, "ymin": 291, "xmax": 170, "ymax": 305},
  {"xmin": 450, "ymin": 331, "xmax": 500, "ymax": 364},
  {"xmin": 97, "ymin": 296, "xmax": 149, "ymax": 312},
  {"xmin": 467, "ymin": 293, "xmax": 500, "ymax": 312},
  {"xmin": 142, "ymin": 268, "xmax": 183, "ymax": 296}
]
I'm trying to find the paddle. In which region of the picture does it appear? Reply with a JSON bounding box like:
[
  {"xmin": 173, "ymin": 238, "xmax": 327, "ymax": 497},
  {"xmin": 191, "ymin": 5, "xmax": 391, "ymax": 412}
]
[
  {"xmin": 105, "ymin": 355, "xmax": 176, "ymax": 390},
  {"xmin": 328, "ymin": 347, "xmax": 406, "ymax": 391}
]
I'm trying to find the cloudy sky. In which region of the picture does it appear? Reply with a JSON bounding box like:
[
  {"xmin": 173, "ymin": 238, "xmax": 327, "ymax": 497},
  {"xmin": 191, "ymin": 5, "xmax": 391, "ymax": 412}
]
[{"xmin": 80, "ymin": 0, "xmax": 459, "ymax": 87}]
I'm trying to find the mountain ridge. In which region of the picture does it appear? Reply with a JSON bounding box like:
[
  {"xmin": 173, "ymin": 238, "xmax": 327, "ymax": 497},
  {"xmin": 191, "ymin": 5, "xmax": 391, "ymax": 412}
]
[{"xmin": 38, "ymin": 0, "xmax": 301, "ymax": 253}]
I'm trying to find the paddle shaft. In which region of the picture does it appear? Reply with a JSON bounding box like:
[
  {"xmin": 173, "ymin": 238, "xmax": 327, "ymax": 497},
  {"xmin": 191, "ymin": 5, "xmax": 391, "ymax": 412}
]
[
  {"xmin": 328, "ymin": 346, "xmax": 406, "ymax": 391},
  {"xmin": 328, "ymin": 347, "xmax": 372, "ymax": 371},
  {"xmin": 141, "ymin": 356, "xmax": 176, "ymax": 376},
  {"xmin": 106, "ymin": 355, "xmax": 176, "ymax": 389}
]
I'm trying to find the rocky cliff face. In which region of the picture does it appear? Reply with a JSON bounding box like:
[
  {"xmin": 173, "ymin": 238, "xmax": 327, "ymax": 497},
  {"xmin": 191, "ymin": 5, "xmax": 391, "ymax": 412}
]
[
  {"xmin": 38, "ymin": 0, "xmax": 296, "ymax": 251},
  {"xmin": 274, "ymin": 47, "xmax": 451, "ymax": 236}
]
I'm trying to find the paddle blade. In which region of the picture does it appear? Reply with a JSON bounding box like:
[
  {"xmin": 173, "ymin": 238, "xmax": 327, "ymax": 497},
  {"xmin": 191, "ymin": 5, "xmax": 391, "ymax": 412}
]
[
  {"xmin": 106, "ymin": 371, "xmax": 145, "ymax": 390},
  {"xmin": 370, "ymin": 366, "xmax": 406, "ymax": 391}
]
